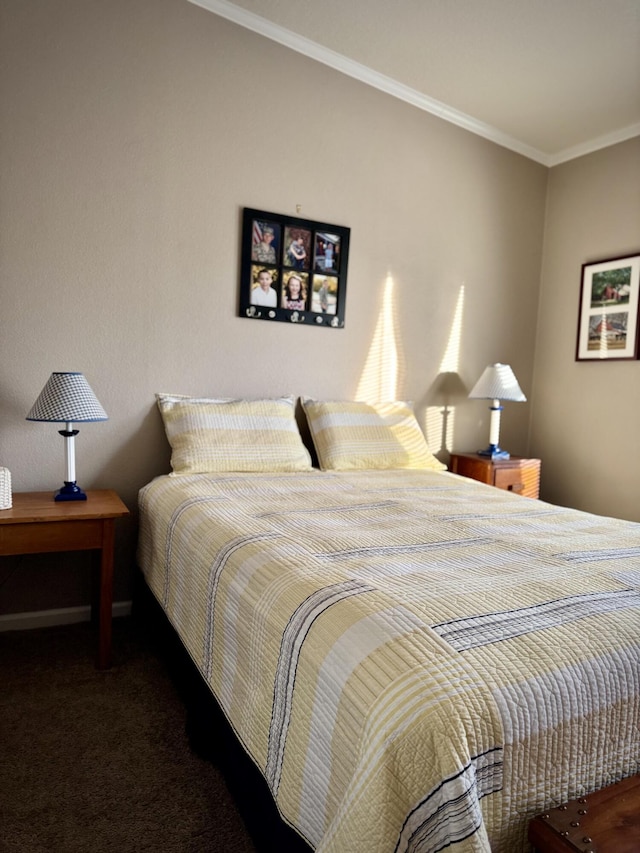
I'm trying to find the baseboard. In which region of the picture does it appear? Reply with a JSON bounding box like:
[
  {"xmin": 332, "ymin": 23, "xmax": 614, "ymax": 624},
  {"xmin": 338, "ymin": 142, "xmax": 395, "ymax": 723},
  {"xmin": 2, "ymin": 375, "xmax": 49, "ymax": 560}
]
[{"xmin": 0, "ymin": 601, "xmax": 132, "ymax": 632}]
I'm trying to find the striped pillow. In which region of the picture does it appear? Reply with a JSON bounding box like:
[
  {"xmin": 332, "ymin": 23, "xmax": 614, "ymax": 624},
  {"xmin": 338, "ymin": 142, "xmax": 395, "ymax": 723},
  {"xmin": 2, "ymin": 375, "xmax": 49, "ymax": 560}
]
[
  {"xmin": 156, "ymin": 394, "xmax": 313, "ymax": 474},
  {"xmin": 301, "ymin": 399, "xmax": 446, "ymax": 471}
]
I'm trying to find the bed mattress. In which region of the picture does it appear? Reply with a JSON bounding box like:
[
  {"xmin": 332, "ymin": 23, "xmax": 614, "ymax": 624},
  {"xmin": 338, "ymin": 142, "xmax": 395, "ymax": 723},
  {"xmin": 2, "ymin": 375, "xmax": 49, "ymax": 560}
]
[{"xmin": 137, "ymin": 468, "xmax": 640, "ymax": 852}]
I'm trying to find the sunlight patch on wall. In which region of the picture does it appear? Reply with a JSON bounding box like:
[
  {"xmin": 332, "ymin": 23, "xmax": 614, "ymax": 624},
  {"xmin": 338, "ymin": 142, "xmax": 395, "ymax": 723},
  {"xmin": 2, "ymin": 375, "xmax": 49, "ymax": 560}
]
[
  {"xmin": 425, "ymin": 285, "xmax": 465, "ymax": 456},
  {"xmin": 438, "ymin": 285, "xmax": 464, "ymax": 374},
  {"xmin": 356, "ymin": 275, "xmax": 403, "ymax": 402}
]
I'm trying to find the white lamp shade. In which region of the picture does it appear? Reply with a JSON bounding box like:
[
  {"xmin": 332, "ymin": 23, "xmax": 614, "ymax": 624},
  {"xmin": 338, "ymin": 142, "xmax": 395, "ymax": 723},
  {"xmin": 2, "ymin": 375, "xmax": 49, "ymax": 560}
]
[
  {"xmin": 468, "ymin": 363, "xmax": 526, "ymax": 402},
  {"xmin": 26, "ymin": 372, "xmax": 108, "ymax": 422}
]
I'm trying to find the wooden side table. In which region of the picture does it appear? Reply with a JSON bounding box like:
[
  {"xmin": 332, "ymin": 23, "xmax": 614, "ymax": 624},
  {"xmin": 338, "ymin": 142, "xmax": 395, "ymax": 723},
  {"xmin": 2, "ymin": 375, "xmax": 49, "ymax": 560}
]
[
  {"xmin": 449, "ymin": 452, "xmax": 541, "ymax": 499},
  {"xmin": 0, "ymin": 490, "xmax": 129, "ymax": 669}
]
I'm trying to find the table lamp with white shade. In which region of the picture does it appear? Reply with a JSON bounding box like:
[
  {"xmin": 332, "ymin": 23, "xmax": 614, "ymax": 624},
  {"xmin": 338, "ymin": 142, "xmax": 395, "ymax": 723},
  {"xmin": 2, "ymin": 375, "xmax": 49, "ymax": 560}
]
[
  {"xmin": 26, "ymin": 372, "xmax": 108, "ymax": 501},
  {"xmin": 468, "ymin": 363, "xmax": 526, "ymax": 460}
]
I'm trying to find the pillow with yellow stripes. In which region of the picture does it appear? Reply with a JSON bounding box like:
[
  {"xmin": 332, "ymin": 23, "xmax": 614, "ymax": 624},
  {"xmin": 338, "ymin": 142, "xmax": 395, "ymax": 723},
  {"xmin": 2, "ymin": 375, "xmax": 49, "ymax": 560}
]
[
  {"xmin": 301, "ymin": 398, "xmax": 446, "ymax": 471},
  {"xmin": 156, "ymin": 394, "xmax": 313, "ymax": 474}
]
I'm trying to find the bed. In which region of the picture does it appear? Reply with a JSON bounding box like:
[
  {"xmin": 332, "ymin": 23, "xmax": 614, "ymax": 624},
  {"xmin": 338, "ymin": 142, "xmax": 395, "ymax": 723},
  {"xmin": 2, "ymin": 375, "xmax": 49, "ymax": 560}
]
[{"xmin": 137, "ymin": 395, "xmax": 640, "ymax": 852}]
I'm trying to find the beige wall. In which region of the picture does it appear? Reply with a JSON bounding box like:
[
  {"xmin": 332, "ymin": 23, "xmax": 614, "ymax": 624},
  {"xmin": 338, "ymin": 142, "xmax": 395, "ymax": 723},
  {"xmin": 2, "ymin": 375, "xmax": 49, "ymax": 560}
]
[
  {"xmin": 1, "ymin": 0, "xmax": 548, "ymax": 614},
  {"xmin": 531, "ymin": 137, "xmax": 640, "ymax": 521}
]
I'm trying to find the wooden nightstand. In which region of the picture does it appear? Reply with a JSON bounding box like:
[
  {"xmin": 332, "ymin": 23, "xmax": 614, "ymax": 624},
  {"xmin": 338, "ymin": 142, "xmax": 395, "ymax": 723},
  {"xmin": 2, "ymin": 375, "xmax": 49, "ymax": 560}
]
[
  {"xmin": 449, "ymin": 452, "xmax": 541, "ymax": 499},
  {"xmin": 0, "ymin": 490, "xmax": 129, "ymax": 669}
]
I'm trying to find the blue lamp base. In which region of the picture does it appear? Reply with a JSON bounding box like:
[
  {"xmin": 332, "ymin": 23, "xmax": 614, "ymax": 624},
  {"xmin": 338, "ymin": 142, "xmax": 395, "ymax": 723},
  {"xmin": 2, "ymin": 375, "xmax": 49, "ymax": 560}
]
[
  {"xmin": 55, "ymin": 481, "xmax": 87, "ymax": 501},
  {"xmin": 477, "ymin": 445, "xmax": 511, "ymax": 460}
]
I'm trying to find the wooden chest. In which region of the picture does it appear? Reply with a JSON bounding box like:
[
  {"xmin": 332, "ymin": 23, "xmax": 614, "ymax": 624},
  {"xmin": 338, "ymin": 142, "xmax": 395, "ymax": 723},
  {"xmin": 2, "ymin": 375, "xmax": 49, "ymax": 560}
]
[{"xmin": 528, "ymin": 776, "xmax": 640, "ymax": 852}]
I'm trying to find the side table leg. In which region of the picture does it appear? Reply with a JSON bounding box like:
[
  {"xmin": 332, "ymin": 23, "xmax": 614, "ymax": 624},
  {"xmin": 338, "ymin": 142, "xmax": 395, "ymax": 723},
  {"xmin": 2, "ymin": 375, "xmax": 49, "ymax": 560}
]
[{"xmin": 98, "ymin": 519, "xmax": 115, "ymax": 670}]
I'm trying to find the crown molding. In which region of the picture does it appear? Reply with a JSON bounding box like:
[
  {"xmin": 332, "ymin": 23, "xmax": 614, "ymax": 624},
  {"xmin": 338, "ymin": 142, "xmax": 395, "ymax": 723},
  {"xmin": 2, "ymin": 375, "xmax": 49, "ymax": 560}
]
[
  {"xmin": 548, "ymin": 122, "xmax": 640, "ymax": 167},
  {"xmin": 188, "ymin": 0, "xmax": 640, "ymax": 167},
  {"xmin": 187, "ymin": 0, "xmax": 552, "ymax": 165}
]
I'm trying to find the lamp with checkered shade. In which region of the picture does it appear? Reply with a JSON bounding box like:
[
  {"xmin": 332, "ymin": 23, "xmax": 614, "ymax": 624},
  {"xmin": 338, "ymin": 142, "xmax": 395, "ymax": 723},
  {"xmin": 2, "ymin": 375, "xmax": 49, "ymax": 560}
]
[{"xmin": 27, "ymin": 372, "xmax": 108, "ymax": 501}]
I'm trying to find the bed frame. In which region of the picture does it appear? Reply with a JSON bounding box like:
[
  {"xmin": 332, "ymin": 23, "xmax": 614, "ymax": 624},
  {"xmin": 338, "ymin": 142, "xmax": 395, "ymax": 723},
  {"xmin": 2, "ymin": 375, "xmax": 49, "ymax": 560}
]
[{"xmin": 133, "ymin": 574, "xmax": 312, "ymax": 852}]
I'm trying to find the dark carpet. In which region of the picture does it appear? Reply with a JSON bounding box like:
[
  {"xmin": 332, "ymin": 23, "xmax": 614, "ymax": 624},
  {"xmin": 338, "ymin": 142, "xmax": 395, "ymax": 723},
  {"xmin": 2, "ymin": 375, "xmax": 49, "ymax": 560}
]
[{"xmin": 0, "ymin": 606, "xmax": 312, "ymax": 853}]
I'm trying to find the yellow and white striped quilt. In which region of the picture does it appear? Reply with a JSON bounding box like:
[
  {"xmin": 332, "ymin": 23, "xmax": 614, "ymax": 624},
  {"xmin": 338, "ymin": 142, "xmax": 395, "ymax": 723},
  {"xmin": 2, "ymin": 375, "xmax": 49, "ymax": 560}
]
[{"xmin": 137, "ymin": 469, "xmax": 640, "ymax": 852}]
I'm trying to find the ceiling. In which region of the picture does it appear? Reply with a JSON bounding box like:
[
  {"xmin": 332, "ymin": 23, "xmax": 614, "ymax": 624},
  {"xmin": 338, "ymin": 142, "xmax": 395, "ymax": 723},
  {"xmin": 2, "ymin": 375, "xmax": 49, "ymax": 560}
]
[{"xmin": 189, "ymin": 0, "xmax": 640, "ymax": 166}]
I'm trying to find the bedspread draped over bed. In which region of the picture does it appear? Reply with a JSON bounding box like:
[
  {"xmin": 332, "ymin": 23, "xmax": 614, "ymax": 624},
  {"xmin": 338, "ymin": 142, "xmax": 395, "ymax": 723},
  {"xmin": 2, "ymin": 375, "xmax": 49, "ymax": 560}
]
[{"xmin": 137, "ymin": 469, "xmax": 640, "ymax": 853}]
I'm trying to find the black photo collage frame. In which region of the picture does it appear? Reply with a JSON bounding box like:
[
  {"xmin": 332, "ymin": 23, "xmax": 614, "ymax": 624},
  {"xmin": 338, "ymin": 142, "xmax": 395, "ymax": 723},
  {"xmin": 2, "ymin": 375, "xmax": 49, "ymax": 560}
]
[{"xmin": 239, "ymin": 207, "xmax": 350, "ymax": 328}]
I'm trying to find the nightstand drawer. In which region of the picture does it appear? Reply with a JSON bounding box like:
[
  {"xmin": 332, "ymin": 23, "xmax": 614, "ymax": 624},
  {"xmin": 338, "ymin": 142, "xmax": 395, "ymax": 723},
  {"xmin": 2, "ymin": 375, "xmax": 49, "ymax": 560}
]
[
  {"xmin": 0, "ymin": 519, "xmax": 105, "ymax": 556},
  {"xmin": 496, "ymin": 461, "xmax": 540, "ymax": 498},
  {"xmin": 450, "ymin": 453, "xmax": 541, "ymax": 499},
  {"xmin": 494, "ymin": 468, "xmax": 526, "ymax": 493}
]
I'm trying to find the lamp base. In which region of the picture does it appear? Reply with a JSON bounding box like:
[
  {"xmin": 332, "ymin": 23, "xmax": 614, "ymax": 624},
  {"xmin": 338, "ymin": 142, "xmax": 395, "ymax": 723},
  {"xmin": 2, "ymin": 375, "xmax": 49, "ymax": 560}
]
[
  {"xmin": 477, "ymin": 445, "xmax": 511, "ymax": 460},
  {"xmin": 55, "ymin": 481, "xmax": 87, "ymax": 501}
]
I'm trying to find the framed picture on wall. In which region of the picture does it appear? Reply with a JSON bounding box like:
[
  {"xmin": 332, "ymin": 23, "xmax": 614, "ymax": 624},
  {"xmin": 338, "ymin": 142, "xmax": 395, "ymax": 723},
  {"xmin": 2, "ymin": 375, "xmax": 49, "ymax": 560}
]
[
  {"xmin": 239, "ymin": 208, "xmax": 350, "ymax": 328},
  {"xmin": 576, "ymin": 252, "xmax": 640, "ymax": 361}
]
